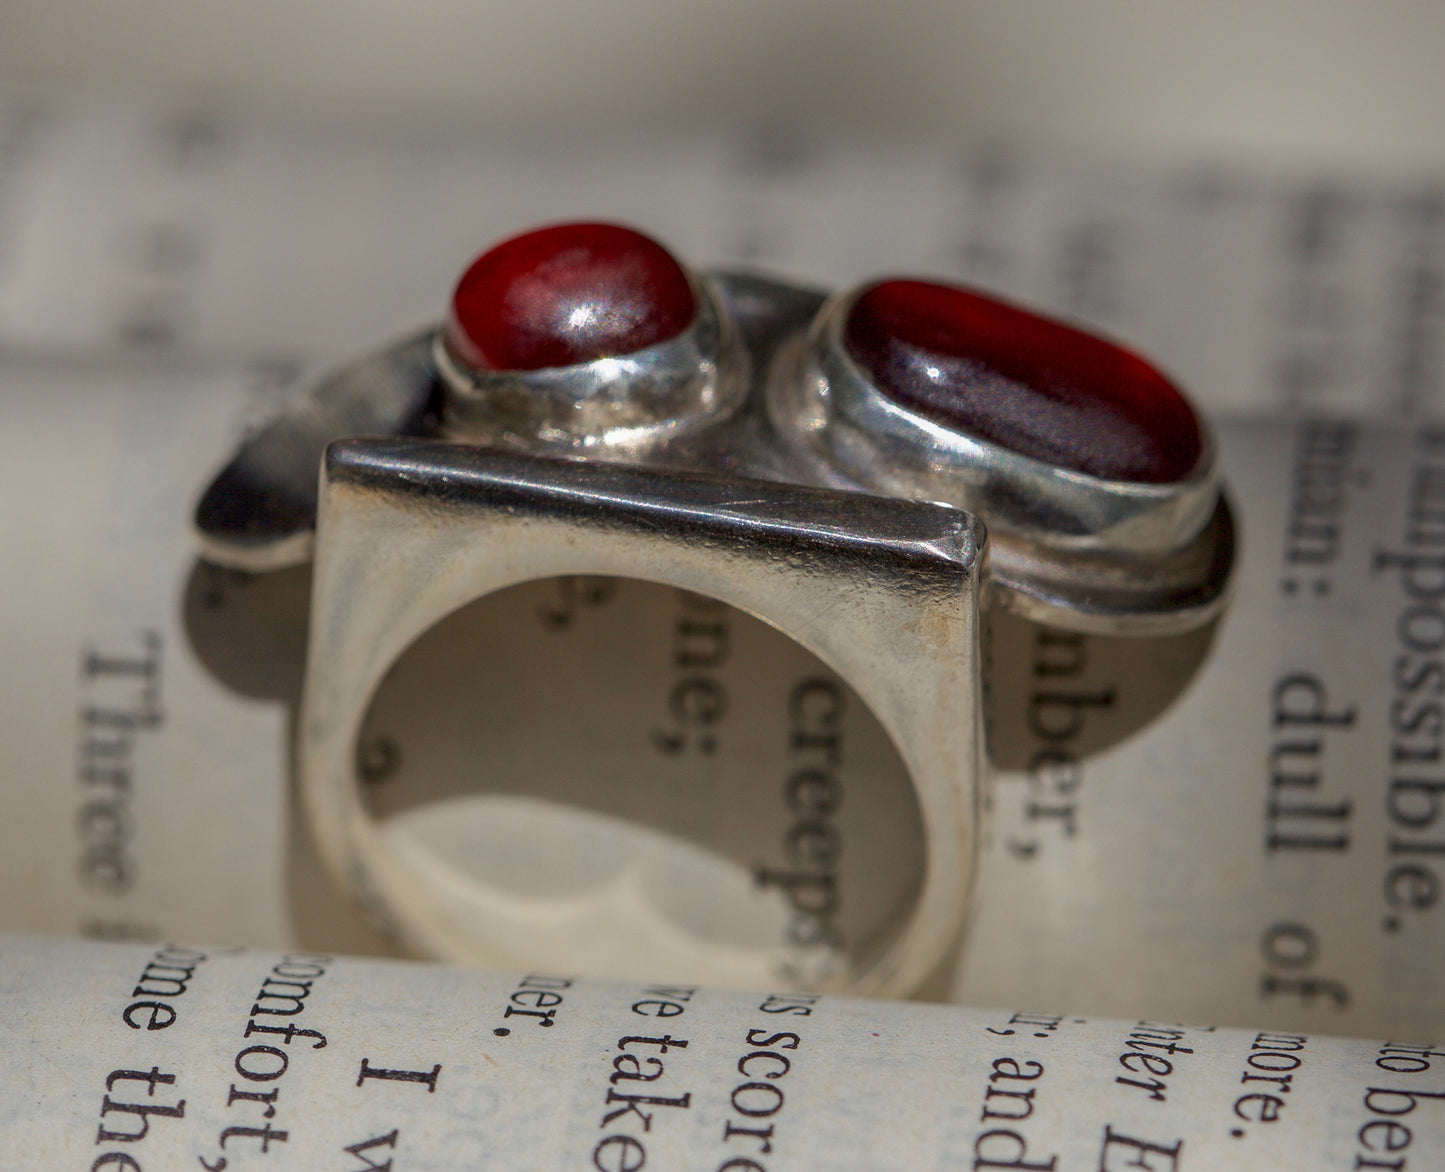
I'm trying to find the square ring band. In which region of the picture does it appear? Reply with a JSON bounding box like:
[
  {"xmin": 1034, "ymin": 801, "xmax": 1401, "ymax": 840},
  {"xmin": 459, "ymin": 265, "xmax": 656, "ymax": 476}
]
[{"xmin": 302, "ymin": 440, "xmax": 985, "ymax": 996}]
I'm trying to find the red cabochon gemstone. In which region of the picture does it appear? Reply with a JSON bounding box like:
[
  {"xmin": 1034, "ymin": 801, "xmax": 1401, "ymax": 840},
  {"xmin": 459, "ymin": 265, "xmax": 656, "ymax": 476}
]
[
  {"xmin": 843, "ymin": 280, "xmax": 1203, "ymax": 484},
  {"xmin": 445, "ymin": 222, "xmax": 697, "ymax": 372}
]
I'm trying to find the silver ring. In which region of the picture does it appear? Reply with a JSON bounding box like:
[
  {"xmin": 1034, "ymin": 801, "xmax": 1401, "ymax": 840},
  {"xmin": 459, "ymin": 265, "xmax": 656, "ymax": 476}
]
[{"xmin": 195, "ymin": 221, "xmax": 1234, "ymax": 993}]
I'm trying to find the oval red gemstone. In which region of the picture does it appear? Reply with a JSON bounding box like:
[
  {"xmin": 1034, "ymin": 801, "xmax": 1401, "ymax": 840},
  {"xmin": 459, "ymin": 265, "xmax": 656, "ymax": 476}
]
[
  {"xmin": 445, "ymin": 222, "xmax": 697, "ymax": 372},
  {"xmin": 843, "ymin": 280, "xmax": 1203, "ymax": 483}
]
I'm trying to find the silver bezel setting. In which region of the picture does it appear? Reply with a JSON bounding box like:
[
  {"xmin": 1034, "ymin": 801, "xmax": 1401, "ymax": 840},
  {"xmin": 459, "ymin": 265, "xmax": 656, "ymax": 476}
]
[
  {"xmin": 435, "ymin": 274, "xmax": 747, "ymax": 456},
  {"xmin": 767, "ymin": 287, "xmax": 1233, "ymax": 633}
]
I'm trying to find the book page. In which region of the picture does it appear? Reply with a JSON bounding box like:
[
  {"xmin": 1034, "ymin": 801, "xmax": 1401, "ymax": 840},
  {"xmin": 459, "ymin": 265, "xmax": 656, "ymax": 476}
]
[
  {"xmin": 961, "ymin": 415, "xmax": 1445, "ymax": 1039},
  {"xmin": 6, "ymin": 933, "xmax": 1442, "ymax": 1170},
  {"xmin": 0, "ymin": 356, "xmax": 385, "ymax": 955},
  {"xmin": 3, "ymin": 355, "xmax": 1442, "ymax": 1040}
]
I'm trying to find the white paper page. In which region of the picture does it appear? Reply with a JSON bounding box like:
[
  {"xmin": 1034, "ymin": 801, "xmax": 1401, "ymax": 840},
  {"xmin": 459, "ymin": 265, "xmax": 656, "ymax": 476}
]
[
  {"xmin": 2, "ymin": 356, "xmax": 1442, "ymax": 1040},
  {"xmin": 958, "ymin": 415, "xmax": 1445, "ymax": 1039},
  {"xmin": 6, "ymin": 933, "xmax": 1443, "ymax": 1170},
  {"xmin": 0, "ymin": 356, "xmax": 382, "ymax": 954}
]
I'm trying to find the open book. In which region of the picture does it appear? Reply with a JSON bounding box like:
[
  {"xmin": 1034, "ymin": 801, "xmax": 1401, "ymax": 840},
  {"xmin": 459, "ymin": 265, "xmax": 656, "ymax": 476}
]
[{"xmin": 1, "ymin": 95, "xmax": 1443, "ymax": 1163}]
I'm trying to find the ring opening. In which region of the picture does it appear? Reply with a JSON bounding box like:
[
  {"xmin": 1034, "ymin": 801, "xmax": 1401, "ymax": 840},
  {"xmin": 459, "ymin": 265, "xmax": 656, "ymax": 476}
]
[{"xmin": 354, "ymin": 575, "xmax": 924, "ymax": 988}]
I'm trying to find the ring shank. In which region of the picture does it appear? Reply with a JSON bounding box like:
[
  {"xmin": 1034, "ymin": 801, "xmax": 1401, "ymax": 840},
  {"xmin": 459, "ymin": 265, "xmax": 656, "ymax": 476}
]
[{"xmin": 301, "ymin": 438, "xmax": 987, "ymax": 995}]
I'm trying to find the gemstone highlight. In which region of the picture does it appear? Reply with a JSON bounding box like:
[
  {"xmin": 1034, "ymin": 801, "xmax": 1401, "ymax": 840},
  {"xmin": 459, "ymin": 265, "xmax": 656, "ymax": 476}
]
[
  {"xmin": 446, "ymin": 222, "xmax": 697, "ymax": 372},
  {"xmin": 842, "ymin": 280, "xmax": 1202, "ymax": 483}
]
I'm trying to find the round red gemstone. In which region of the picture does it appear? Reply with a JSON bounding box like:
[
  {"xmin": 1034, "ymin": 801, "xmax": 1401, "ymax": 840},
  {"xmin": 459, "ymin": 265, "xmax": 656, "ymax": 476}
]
[
  {"xmin": 842, "ymin": 280, "xmax": 1202, "ymax": 483},
  {"xmin": 445, "ymin": 222, "xmax": 697, "ymax": 372}
]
